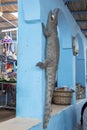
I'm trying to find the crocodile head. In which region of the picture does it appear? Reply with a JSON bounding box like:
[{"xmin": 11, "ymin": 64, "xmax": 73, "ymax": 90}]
[{"xmin": 47, "ymin": 8, "xmax": 59, "ymax": 28}]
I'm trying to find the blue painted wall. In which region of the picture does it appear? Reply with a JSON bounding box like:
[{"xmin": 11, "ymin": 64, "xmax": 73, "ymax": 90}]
[{"xmin": 18, "ymin": 0, "xmax": 87, "ymax": 129}]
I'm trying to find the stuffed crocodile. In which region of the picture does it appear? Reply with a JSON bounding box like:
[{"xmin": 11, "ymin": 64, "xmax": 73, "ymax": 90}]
[{"xmin": 36, "ymin": 8, "xmax": 60, "ymax": 129}]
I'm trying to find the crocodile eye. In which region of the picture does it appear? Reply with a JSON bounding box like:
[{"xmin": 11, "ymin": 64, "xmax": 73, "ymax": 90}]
[{"xmin": 51, "ymin": 14, "xmax": 54, "ymax": 21}]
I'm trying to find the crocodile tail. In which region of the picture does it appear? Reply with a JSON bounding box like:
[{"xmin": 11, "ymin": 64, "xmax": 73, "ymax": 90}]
[
  {"xmin": 43, "ymin": 105, "xmax": 52, "ymax": 129},
  {"xmin": 43, "ymin": 70, "xmax": 56, "ymax": 129}
]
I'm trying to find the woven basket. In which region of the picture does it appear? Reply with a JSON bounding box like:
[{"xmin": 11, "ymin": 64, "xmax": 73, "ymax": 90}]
[{"xmin": 52, "ymin": 89, "xmax": 73, "ymax": 105}]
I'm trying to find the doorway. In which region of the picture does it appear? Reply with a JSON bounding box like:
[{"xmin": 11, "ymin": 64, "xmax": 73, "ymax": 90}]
[{"xmin": 0, "ymin": 0, "xmax": 18, "ymax": 122}]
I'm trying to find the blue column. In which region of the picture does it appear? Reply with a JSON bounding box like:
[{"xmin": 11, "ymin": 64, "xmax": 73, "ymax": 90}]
[
  {"xmin": 58, "ymin": 11, "xmax": 76, "ymax": 104},
  {"xmin": 17, "ymin": 0, "xmax": 43, "ymax": 119}
]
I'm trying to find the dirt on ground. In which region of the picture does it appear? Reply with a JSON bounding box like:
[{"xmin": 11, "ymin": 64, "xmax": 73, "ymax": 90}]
[{"xmin": 0, "ymin": 109, "xmax": 15, "ymax": 122}]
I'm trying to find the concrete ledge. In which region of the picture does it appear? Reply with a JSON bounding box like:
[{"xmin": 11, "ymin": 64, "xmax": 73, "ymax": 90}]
[
  {"xmin": 0, "ymin": 100, "xmax": 86, "ymax": 130},
  {"xmin": 29, "ymin": 99, "xmax": 86, "ymax": 130},
  {"xmin": 0, "ymin": 117, "xmax": 41, "ymax": 130}
]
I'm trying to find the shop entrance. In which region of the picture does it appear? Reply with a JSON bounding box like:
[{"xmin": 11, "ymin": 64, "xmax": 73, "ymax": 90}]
[{"xmin": 0, "ymin": 0, "xmax": 18, "ymax": 122}]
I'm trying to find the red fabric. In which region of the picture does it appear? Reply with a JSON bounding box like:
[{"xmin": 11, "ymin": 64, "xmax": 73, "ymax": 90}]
[{"xmin": 6, "ymin": 63, "xmax": 10, "ymax": 69}]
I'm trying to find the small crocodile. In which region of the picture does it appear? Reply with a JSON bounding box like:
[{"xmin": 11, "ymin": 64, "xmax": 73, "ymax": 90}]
[{"xmin": 36, "ymin": 8, "xmax": 60, "ymax": 129}]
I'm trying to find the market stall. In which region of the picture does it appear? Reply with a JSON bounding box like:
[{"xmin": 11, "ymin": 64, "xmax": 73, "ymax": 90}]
[{"xmin": 0, "ymin": 33, "xmax": 17, "ymax": 109}]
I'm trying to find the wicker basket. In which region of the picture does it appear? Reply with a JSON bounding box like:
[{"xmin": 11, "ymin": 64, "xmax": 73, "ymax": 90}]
[{"xmin": 52, "ymin": 88, "xmax": 73, "ymax": 105}]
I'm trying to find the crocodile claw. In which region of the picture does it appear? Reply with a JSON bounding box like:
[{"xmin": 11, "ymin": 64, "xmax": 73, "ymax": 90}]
[{"xmin": 36, "ymin": 62, "xmax": 45, "ymax": 69}]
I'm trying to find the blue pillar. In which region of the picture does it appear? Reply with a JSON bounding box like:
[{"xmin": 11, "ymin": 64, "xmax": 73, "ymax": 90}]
[
  {"xmin": 58, "ymin": 11, "xmax": 76, "ymax": 103},
  {"xmin": 17, "ymin": 0, "xmax": 43, "ymax": 119}
]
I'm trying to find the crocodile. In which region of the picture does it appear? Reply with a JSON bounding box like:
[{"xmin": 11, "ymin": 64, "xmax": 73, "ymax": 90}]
[{"xmin": 36, "ymin": 8, "xmax": 60, "ymax": 129}]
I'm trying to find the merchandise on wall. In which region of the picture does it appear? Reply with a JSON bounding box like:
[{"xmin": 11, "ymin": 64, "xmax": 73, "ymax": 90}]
[
  {"xmin": 0, "ymin": 33, "xmax": 17, "ymax": 83},
  {"xmin": 0, "ymin": 32, "xmax": 17, "ymax": 108}
]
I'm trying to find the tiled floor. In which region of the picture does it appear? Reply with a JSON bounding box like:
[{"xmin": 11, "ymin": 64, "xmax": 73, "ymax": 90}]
[{"xmin": 0, "ymin": 117, "xmax": 40, "ymax": 130}]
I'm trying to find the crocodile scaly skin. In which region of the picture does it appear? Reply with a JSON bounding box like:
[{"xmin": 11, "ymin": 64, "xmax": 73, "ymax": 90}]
[{"xmin": 36, "ymin": 8, "xmax": 60, "ymax": 129}]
